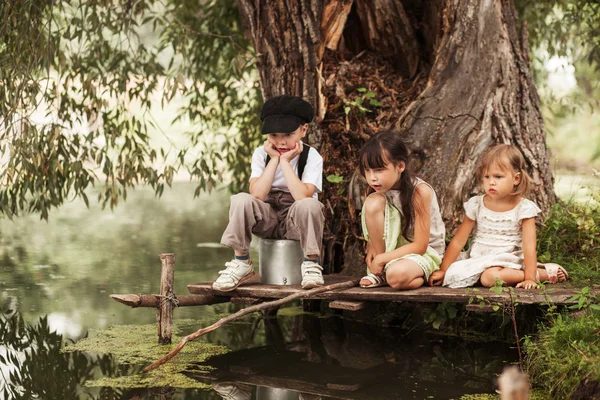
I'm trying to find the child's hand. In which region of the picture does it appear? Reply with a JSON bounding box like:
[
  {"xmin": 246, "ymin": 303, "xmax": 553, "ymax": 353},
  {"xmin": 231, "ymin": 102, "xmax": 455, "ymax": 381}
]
[
  {"xmin": 280, "ymin": 141, "xmax": 302, "ymax": 162},
  {"xmin": 516, "ymin": 279, "xmax": 539, "ymax": 289},
  {"xmin": 264, "ymin": 141, "xmax": 281, "ymax": 159},
  {"xmin": 428, "ymin": 270, "xmax": 445, "ymax": 286},
  {"xmin": 370, "ymin": 254, "xmax": 386, "ymax": 276}
]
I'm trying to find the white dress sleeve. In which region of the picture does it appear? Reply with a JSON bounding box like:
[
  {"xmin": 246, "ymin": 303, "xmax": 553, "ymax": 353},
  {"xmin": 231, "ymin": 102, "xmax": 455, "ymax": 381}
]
[
  {"xmin": 463, "ymin": 196, "xmax": 481, "ymax": 221},
  {"xmin": 517, "ymin": 198, "xmax": 542, "ymax": 221}
]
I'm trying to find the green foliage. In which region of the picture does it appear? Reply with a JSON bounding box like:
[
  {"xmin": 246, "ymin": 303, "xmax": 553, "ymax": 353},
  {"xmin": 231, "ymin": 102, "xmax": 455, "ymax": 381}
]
[
  {"xmin": 566, "ymin": 286, "xmax": 600, "ymax": 311},
  {"xmin": 518, "ymin": 1, "xmax": 600, "ymax": 69},
  {"xmin": 422, "ymin": 302, "xmax": 458, "ymax": 330},
  {"xmin": 343, "ymin": 87, "xmax": 381, "ymax": 115},
  {"xmin": 537, "ymin": 187, "xmax": 600, "ymax": 285},
  {"xmin": 326, "ymin": 174, "xmax": 344, "ymax": 184},
  {"xmin": 519, "ymin": 2, "xmax": 600, "ymax": 166},
  {"xmin": 525, "ymin": 310, "xmax": 600, "ymax": 398},
  {"xmin": 0, "ymin": 0, "xmax": 261, "ymax": 219}
]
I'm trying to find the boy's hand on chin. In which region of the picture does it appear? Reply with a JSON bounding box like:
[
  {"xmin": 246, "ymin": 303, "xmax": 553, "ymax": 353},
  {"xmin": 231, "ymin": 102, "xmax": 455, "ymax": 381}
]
[
  {"xmin": 280, "ymin": 142, "xmax": 302, "ymax": 162},
  {"xmin": 264, "ymin": 141, "xmax": 281, "ymax": 159}
]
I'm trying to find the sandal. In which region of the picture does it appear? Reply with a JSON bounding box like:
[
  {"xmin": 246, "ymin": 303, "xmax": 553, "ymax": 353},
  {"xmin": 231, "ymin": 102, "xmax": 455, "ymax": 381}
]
[
  {"xmin": 360, "ymin": 273, "xmax": 387, "ymax": 288},
  {"xmin": 540, "ymin": 263, "xmax": 569, "ymax": 284}
]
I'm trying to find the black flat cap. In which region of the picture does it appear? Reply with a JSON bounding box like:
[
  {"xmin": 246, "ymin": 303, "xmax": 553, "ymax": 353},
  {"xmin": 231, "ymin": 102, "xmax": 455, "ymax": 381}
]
[{"xmin": 260, "ymin": 95, "xmax": 314, "ymax": 134}]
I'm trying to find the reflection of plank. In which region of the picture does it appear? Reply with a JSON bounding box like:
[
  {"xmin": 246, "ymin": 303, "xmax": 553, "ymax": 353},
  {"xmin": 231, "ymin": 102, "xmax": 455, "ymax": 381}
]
[
  {"xmin": 188, "ymin": 275, "xmax": 596, "ymax": 305},
  {"xmin": 188, "ymin": 346, "xmax": 483, "ymax": 400},
  {"xmin": 189, "ymin": 353, "xmax": 371, "ymax": 396},
  {"xmin": 466, "ymin": 304, "xmax": 496, "ymax": 312},
  {"xmin": 329, "ymin": 300, "xmax": 367, "ymax": 311}
]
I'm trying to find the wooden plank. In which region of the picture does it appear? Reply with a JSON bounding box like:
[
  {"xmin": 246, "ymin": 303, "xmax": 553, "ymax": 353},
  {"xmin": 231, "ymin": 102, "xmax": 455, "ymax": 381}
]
[
  {"xmin": 230, "ymin": 297, "xmax": 264, "ymax": 305},
  {"xmin": 188, "ymin": 275, "xmax": 598, "ymax": 306},
  {"xmin": 329, "ymin": 300, "xmax": 367, "ymax": 311},
  {"xmin": 466, "ymin": 303, "xmax": 497, "ymax": 312},
  {"xmin": 110, "ymin": 294, "xmax": 229, "ymax": 307}
]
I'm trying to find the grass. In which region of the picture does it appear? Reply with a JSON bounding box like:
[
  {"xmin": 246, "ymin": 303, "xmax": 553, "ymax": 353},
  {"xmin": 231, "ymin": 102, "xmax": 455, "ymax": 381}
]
[
  {"xmin": 524, "ymin": 174, "xmax": 600, "ymax": 398},
  {"xmin": 537, "ymin": 187, "xmax": 600, "ymax": 286},
  {"xmin": 525, "ymin": 309, "xmax": 600, "ymax": 398}
]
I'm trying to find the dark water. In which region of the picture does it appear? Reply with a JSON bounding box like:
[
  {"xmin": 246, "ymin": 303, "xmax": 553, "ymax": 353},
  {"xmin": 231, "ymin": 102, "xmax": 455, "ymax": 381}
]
[{"xmin": 0, "ymin": 183, "xmax": 516, "ymax": 399}]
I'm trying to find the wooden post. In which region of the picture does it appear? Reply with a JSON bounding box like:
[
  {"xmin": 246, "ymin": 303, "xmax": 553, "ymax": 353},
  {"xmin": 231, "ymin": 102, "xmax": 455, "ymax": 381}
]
[{"xmin": 157, "ymin": 253, "xmax": 175, "ymax": 344}]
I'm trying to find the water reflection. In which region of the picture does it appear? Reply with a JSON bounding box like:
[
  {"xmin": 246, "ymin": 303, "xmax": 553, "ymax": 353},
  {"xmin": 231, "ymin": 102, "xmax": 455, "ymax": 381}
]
[
  {"xmin": 0, "ymin": 310, "xmax": 124, "ymax": 399},
  {"xmin": 193, "ymin": 313, "xmax": 511, "ymax": 399},
  {"xmin": 0, "ymin": 183, "xmax": 238, "ymax": 334},
  {"xmin": 0, "ymin": 183, "xmax": 518, "ymax": 398}
]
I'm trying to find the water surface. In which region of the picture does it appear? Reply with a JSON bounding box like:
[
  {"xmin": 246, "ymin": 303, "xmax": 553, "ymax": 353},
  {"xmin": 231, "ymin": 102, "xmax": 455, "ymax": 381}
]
[{"xmin": 1, "ymin": 183, "xmax": 520, "ymax": 399}]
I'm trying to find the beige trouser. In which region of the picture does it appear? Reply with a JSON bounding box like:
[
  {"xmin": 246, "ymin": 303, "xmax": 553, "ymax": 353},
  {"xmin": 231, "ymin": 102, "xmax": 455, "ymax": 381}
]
[{"xmin": 220, "ymin": 191, "xmax": 325, "ymax": 257}]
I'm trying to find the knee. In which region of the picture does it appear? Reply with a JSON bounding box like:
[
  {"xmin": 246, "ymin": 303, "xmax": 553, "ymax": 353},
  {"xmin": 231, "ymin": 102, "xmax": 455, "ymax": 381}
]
[
  {"xmin": 230, "ymin": 192, "xmax": 254, "ymax": 206},
  {"xmin": 480, "ymin": 270, "xmax": 499, "ymax": 287},
  {"xmin": 363, "ymin": 193, "xmax": 386, "ymax": 216},
  {"xmin": 387, "ymin": 272, "xmax": 411, "ymax": 290},
  {"xmin": 291, "ymin": 198, "xmax": 323, "ymax": 216}
]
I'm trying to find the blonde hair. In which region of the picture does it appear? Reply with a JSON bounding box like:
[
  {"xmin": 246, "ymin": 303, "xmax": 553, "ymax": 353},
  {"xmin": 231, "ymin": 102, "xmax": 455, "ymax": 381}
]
[{"xmin": 476, "ymin": 144, "xmax": 532, "ymax": 196}]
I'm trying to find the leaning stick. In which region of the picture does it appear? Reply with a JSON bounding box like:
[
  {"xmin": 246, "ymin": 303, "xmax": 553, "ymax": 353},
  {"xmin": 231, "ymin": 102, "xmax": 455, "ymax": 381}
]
[{"xmin": 143, "ymin": 279, "xmax": 359, "ymax": 372}]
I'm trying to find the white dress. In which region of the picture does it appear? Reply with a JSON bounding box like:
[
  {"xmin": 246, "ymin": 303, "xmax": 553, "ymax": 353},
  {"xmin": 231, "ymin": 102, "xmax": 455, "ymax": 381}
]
[{"xmin": 443, "ymin": 195, "xmax": 541, "ymax": 288}]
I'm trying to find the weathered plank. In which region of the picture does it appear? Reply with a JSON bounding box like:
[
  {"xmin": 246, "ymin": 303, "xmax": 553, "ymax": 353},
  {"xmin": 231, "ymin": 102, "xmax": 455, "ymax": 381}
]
[
  {"xmin": 230, "ymin": 297, "xmax": 264, "ymax": 305},
  {"xmin": 188, "ymin": 275, "xmax": 597, "ymax": 306},
  {"xmin": 329, "ymin": 300, "xmax": 368, "ymax": 311},
  {"xmin": 110, "ymin": 294, "xmax": 228, "ymax": 308}
]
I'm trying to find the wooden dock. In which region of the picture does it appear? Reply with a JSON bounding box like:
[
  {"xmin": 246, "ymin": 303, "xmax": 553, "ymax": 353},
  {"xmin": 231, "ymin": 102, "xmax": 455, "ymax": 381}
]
[
  {"xmin": 110, "ymin": 254, "xmax": 598, "ymax": 344},
  {"xmin": 188, "ymin": 274, "xmax": 594, "ymax": 308}
]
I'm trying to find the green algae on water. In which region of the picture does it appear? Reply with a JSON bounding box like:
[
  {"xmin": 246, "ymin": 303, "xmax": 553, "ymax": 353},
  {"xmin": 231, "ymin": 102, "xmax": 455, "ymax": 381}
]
[{"xmin": 63, "ymin": 322, "xmax": 229, "ymax": 389}]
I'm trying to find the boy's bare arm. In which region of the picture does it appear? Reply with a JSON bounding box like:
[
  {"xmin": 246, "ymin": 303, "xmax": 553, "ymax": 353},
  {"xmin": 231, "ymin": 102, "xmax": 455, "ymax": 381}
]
[
  {"xmin": 280, "ymin": 142, "xmax": 316, "ymax": 200},
  {"xmin": 249, "ymin": 142, "xmax": 280, "ymax": 200}
]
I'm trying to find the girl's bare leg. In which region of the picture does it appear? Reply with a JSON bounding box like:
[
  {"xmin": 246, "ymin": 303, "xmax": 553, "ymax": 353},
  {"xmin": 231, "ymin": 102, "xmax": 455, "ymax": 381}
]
[
  {"xmin": 481, "ymin": 266, "xmax": 566, "ymax": 287},
  {"xmin": 360, "ymin": 194, "xmax": 387, "ymax": 287},
  {"xmin": 385, "ymin": 259, "xmax": 425, "ymax": 290},
  {"xmin": 480, "ymin": 267, "xmax": 524, "ymax": 287}
]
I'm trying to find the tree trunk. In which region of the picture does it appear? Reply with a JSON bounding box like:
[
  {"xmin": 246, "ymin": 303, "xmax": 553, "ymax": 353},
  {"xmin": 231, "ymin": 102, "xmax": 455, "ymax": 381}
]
[{"xmin": 236, "ymin": 0, "xmax": 555, "ymax": 275}]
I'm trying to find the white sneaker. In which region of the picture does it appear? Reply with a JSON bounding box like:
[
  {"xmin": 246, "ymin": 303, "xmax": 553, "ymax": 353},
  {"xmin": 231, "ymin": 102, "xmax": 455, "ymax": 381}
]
[
  {"xmin": 212, "ymin": 259, "xmax": 255, "ymax": 292},
  {"xmin": 301, "ymin": 260, "xmax": 324, "ymax": 289}
]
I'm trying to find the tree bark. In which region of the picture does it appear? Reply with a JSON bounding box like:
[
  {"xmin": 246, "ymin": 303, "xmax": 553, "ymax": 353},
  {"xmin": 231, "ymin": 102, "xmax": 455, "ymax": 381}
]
[
  {"xmin": 236, "ymin": 0, "xmax": 555, "ymax": 275},
  {"xmin": 395, "ymin": 0, "xmax": 554, "ymax": 227}
]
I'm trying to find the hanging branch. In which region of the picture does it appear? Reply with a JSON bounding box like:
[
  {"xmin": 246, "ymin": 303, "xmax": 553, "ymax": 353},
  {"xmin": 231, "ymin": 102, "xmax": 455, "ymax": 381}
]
[{"xmin": 143, "ymin": 279, "xmax": 359, "ymax": 372}]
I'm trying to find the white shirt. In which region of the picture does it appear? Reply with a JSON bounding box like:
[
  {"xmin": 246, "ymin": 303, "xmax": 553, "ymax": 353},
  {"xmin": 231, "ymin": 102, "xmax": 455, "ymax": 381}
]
[{"xmin": 250, "ymin": 143, "xmax": 323, "ymax": 199}]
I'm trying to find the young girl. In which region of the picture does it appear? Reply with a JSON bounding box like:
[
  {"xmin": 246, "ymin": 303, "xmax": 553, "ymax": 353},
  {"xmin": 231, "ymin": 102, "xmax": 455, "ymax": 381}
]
[
  {"xmin": 429, "ymin": 144, "xmax": 568, "ymax": 289},
  {"xmin": 359, "ymin": 131, "xmax": 446, "ymax": 290}
]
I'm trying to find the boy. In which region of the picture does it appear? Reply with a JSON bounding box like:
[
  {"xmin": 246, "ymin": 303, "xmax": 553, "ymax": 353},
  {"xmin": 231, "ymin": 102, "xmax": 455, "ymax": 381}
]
[{"xmin": 213, "ymin": 94, "xmax": 325, "ymax": 291}]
